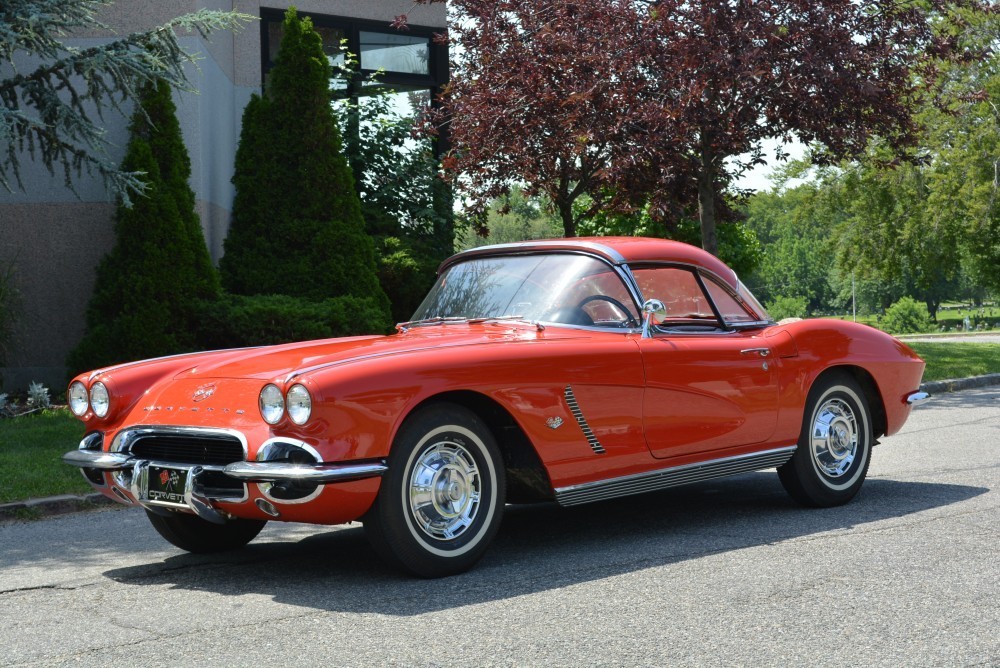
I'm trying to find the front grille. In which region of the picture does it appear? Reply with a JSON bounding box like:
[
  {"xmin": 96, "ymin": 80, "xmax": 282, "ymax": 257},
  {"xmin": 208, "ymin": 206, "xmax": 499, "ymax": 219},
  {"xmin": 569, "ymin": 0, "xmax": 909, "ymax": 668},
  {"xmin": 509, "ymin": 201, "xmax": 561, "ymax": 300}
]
[{"xmin": 128, "ymin": 434, "xmax": 244, "ymax": 465}]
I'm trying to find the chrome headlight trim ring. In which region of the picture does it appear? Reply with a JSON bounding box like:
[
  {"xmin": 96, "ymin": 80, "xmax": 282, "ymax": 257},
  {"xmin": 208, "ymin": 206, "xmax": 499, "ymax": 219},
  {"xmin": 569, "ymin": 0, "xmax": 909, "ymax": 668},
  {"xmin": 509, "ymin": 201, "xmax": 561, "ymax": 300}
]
[
  {"xmin": 90, "ymin": 381, "xmax": 110, "ymax": 418},
  {"xmin": 286, "ymin": 384, "xmax": 312, "ymax": 425},
  {"xmin": 259, "ymin": 383, "xmax": 285, "ymax": 424}
]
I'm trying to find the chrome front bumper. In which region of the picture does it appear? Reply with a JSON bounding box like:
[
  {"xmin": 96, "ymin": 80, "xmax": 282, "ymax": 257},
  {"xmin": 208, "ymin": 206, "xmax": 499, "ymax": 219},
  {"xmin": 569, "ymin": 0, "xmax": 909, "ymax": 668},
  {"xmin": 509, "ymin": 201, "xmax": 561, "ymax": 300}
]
[
  {"xmin": 62, "ymin": 448, "xmax": 387, "ymax": 483},
  {"xmin": 63, "ymin": 434, "xmax": 387, "ymax": 524},
  {"xmin": 906, "ymin": 391, "xmax": 931, "ymax": 406}
]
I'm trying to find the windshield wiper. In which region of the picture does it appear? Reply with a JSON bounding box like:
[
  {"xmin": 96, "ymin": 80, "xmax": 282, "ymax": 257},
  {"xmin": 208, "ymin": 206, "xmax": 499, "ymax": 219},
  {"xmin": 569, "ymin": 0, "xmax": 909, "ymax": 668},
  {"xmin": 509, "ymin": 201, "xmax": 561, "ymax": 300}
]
[
  {"xmin": 466, "ymin": 315, "xmax": 527, "ymax": 324},
  {"xmin": 396, "ymin": 315, "xmax": 528, "ymax": 332},
  {"xmin": 395, "ymin": 316, "xmax": 468, "ymax": 331}
]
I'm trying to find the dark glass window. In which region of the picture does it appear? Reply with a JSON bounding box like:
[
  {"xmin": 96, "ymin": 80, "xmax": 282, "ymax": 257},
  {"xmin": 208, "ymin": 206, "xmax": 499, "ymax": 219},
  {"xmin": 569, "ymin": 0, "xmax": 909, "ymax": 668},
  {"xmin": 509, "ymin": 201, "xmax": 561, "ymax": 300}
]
[
  {"xmin": 261, "ymin": 9, "xmax": 447, "ymax": 154},
  {"xmin": 261, "ymin": 9, "xmax": 445, "ymax": 96},
  {"xmin": 359, "ymin": 31, "xmax": 430, "ymax": 75}
]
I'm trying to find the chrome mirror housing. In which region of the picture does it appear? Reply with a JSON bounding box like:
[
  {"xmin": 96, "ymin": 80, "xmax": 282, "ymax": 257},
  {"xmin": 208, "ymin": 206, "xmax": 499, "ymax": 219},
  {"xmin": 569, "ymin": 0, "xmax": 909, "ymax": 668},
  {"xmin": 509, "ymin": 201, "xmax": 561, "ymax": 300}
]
[{"xmin": 641, "ymin": 299, "xmax": 667, "ymax": 338}]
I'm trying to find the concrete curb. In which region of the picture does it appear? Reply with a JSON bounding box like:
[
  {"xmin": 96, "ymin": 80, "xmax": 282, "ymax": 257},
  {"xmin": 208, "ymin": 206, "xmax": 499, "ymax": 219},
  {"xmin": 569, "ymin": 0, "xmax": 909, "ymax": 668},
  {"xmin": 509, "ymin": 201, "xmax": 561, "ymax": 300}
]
[
  {"xmin": 920, "ymin": 373, "xmax": 1000, "ymax": 395},
  {"xmin": 4, "ymin": 374, "xmax": 998, "ymax": 522},
  {"xmin": 0, "ymin": 492, "xmax": 117, "ymax": 522}
]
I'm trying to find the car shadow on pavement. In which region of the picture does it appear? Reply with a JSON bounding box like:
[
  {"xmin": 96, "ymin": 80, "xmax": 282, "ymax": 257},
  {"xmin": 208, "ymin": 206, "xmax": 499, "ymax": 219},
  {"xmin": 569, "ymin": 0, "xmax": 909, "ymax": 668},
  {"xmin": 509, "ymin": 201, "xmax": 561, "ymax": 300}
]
[{"xmin": 101, "ymin": 471, "xmax": 986, "ymax": 615}]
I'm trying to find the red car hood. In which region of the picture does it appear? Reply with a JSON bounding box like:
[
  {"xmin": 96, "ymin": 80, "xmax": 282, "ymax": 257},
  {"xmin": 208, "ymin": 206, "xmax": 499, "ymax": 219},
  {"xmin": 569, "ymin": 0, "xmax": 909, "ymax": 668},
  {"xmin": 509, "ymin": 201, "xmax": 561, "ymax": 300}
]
[{"xmin": 175, "ymin": 322, "xmax": 587, "ymax": 382}]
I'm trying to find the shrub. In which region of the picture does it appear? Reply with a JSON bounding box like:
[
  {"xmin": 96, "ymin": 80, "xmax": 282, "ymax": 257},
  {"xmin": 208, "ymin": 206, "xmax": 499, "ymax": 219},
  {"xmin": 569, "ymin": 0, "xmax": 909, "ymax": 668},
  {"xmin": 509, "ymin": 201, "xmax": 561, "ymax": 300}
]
[
  {"xmin": 881, "ymin": 296, "xmax": 932, "ymax": 334},
  {"xmin": 220, "ymin": 7, "xmax": 390, "ymax": 330},
  {"xmin": 26, "ymin": 382, "xmax": 51, "ymax": 410},
  {"xmin": 765, "ymin": 295, "xmax": 809, "ymax": 322},
  {"xmin": 194, "ymin": 294, "xmax": 390, "ymax": 349},
  {"xmin": 67, "ymin": 80, "xmax": 220, "ymax": 375}
]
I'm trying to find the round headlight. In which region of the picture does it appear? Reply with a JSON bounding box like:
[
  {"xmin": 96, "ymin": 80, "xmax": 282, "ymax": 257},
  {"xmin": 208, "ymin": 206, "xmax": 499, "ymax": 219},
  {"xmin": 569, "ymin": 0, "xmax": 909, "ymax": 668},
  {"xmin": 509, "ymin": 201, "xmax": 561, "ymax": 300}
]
[
  {"xmin": 68, "ymin": 381, "xmax": 89, "ymax": 416},
  {"xmin": 286, "ymin": 384, "xmax": 312, "ymax": 425},
  {"xmin": 90, "ymin": 382, "xmax": 110, "ymax": 418},
  {"xmin": 259, "ymin": 384, "xmax": 284, "ymax": 424}
]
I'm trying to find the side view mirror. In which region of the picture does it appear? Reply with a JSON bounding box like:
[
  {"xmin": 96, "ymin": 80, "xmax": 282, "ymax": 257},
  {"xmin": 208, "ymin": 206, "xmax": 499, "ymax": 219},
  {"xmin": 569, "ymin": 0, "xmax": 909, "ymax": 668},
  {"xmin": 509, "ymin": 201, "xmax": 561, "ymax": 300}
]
[{"xmin": 641, "ymin": 299, "xmax": 667, "ymax": 338}]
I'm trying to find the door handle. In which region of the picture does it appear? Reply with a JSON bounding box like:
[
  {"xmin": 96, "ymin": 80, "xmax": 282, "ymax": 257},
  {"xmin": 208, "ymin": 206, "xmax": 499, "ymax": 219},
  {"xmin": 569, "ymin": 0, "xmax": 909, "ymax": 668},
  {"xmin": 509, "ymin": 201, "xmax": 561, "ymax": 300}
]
[{"xmin": 740, "ymin": 348, "xmax": 770, "ymax": 357}]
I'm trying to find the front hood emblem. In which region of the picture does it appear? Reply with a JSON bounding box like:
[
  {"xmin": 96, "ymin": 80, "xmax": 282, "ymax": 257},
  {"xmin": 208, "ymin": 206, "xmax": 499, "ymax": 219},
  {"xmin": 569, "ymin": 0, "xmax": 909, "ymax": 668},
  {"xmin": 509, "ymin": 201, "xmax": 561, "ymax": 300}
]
[{"xmin": 192, "ymin": 383, "xmax": 217, "ymax": 402}]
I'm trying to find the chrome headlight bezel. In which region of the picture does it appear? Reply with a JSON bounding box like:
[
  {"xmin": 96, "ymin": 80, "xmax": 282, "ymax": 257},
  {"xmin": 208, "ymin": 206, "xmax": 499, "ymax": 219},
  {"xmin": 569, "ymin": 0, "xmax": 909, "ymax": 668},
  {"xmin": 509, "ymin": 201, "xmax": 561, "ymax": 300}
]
[
  {"xmin": 286, "ymin": 384, "xmax": 312, "ymax": 425},
  {"xmin": 68, "ymin": 381, "xmax": 89, "ymax": 416},
  {"xmin": 259, "ymin": 384, "xmax": 285, "ymax": 424},
  {"xmin": 90, "ymin": 381, "xmax": 110, "ymax": 418}
]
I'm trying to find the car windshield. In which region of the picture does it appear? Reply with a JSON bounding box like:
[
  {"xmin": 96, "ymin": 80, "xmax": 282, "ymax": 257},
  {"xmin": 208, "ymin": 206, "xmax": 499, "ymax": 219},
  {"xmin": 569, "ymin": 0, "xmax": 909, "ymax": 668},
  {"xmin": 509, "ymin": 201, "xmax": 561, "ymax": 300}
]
[{"xmin": 411, "ymin": 254, "xmax": 640, "ymax": 327}]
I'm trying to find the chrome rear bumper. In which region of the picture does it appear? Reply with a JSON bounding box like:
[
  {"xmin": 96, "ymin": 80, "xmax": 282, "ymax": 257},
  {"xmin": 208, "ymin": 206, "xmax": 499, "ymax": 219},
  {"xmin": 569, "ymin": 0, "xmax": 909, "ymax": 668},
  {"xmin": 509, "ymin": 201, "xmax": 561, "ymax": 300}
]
[{"xmin": 906, "ymin": 391, "xmax": 931, "ymax": 406}]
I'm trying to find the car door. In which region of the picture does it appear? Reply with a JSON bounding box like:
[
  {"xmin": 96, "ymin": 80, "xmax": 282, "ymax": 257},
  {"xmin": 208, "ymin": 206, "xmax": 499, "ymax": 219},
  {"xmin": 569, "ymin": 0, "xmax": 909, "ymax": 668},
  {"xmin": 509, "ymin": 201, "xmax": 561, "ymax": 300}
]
[{"xmin": 632, "ymin": 266, "xmax": 779, "ymax": 460}]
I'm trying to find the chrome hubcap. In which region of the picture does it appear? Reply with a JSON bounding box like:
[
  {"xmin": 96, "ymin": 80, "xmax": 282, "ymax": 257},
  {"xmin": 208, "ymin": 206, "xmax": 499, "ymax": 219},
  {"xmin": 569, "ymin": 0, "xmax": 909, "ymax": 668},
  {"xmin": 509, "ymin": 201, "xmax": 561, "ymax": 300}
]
[
  {"xmin": 810, "ymin": 398, "xmax": 858, "ymax": 477},
  {"xmin": 408, "ymin": 442, "xmax": 481, "ymax": 541}
]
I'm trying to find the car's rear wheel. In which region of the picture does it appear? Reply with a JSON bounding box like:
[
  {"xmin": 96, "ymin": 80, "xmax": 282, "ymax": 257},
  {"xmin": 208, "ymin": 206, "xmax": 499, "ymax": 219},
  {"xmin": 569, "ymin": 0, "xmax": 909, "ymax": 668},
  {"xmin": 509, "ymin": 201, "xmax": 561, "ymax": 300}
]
[
  {"xmin": 778, "ymin": 372, "xmax": 873, "ymax": 507},
  {"xmin": 364, "ymin": 403, "xmax": 505, "ymax": 578},
  {"xmin": 145, "ymin": 510, "xmax": 266, "ymax": 553}
]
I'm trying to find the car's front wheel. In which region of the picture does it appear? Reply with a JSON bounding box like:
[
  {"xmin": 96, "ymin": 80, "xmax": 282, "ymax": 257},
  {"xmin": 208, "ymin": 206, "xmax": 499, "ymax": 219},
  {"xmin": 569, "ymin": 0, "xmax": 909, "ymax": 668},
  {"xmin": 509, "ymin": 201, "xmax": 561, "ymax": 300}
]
[
  {"xmin": 145, "ymin": 510, "xmax": 266, "ymax": 553},
  {"xmin": 364, "ymin": 403, "xmax": 506, "ymax": 578},
  {"xmin": 778, "ymin": 372, "xmax": 873, "ymax": 507}
]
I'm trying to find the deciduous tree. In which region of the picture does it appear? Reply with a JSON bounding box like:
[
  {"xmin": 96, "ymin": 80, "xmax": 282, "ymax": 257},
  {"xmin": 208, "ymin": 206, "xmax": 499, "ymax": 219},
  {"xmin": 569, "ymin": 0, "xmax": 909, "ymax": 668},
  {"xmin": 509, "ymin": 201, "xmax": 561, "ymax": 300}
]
[{"xmin": 405, "ymin": 0, "xmax": 976, "ymax": 256}]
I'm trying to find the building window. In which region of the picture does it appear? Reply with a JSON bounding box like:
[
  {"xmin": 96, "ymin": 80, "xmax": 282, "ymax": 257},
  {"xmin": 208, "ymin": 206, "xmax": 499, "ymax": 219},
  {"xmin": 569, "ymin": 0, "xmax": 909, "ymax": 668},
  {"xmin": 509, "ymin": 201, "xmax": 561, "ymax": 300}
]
[{"xmin": 260, "ymin": 9, "xmax": 447, "ymax": 129}]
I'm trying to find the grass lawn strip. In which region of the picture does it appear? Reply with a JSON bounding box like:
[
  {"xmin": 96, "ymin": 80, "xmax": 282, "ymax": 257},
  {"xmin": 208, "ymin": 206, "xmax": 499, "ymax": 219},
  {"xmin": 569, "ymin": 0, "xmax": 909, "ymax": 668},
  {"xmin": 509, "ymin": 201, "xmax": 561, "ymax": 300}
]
[
  {"xmin": 907, "ymin": 342, "xmax": 1000, "ymax": 382},
  {"xmin": 0, "ymin": 409, "xmax": 89, "ymax": 504}
]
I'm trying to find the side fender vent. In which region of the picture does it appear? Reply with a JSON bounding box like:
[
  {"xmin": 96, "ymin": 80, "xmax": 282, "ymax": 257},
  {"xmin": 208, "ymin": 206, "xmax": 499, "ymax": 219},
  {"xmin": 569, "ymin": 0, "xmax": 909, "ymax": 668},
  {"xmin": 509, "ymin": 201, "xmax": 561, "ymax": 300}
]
[{"xmin": 564, "ymin": 386, "xmax": 606, "ymax": 455}]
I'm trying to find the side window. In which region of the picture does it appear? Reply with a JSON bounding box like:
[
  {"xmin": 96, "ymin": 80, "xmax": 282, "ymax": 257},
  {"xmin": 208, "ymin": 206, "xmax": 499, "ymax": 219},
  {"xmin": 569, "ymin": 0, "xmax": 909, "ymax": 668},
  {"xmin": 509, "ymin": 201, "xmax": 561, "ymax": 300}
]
[
  {"xmin": 703, "ymin": 279, "xmax": 759, "ymax": 324},
  {"xmin": 633, "ymin": 267, "xmax": 718, "ymax": 326}
]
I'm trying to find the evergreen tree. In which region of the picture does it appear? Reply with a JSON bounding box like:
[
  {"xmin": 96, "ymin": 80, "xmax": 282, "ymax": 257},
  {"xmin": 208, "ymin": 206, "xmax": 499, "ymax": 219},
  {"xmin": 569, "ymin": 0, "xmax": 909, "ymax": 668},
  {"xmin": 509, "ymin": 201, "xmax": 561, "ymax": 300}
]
[
  {"xmin": 1, "ymin": 1, "xmax": 250, "ymax": 204},
  {"xmin": 220, "ymin": 8, "xmax": 390, "ymax": 324},
  {"xmin": 67, "ymin": 80, "xmax": 220, "ymax": 373}
]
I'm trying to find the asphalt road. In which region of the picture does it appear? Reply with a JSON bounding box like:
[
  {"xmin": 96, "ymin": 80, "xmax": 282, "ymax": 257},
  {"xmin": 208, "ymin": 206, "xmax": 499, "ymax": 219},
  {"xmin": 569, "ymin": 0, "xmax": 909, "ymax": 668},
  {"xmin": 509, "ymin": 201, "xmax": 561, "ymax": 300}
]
[{"xmin": 2, "ymin": 388, "xmax": 998, "ymax": 667}]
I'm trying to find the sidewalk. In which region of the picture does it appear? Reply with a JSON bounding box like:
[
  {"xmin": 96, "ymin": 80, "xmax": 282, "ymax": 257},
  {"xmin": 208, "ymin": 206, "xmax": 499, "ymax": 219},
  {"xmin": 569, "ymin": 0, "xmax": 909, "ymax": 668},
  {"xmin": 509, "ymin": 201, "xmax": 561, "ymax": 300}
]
[{"xmin": 3, "ymin": 372, "xmax": 998, "ymax": 523}]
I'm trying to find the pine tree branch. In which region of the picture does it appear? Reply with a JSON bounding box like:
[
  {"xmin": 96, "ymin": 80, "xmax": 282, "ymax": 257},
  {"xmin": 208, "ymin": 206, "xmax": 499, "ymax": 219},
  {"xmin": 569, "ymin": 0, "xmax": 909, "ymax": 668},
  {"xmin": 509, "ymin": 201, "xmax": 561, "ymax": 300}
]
[{"xmin": 1, "ymin": 6, "xmax": 255, "ymax": 204}]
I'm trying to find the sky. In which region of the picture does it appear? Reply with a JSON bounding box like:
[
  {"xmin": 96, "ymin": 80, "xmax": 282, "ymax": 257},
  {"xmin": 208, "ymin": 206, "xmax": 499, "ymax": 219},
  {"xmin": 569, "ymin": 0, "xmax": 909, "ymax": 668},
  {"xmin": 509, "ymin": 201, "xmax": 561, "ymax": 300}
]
[{"xmin": 733, "ymin": 138, "xmax": 806, "ymax": 192}]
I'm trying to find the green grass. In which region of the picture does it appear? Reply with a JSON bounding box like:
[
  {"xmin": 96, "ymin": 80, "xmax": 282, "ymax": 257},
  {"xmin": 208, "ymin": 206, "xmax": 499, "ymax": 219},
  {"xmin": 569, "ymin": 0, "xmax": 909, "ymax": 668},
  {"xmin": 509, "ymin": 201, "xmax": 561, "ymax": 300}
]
[
  {"xmin": 908, "ymin": 342, "xmax": 1000, "ymax": 382},
  {"xmin": 0, "ymin": 409, "xmax": 89, "ymax": 504}
]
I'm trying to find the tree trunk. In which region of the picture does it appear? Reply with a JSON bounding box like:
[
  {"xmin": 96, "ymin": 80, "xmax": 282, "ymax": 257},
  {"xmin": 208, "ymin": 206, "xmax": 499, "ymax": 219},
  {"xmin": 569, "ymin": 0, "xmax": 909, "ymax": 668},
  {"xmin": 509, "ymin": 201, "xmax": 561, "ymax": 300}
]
[
  {"xmin": 558, "ymin": 198, "xmax": 576, "ymax": 237},
  {"xmin": 697, "ymin": 133, "xmax": 718, "ymax": 256}
]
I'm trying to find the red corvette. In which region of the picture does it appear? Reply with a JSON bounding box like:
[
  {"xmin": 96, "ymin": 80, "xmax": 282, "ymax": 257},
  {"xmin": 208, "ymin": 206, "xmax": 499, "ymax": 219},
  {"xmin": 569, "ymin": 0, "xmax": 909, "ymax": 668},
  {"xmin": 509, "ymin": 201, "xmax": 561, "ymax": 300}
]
[{"xmin": 64, "ymin": 237, "xmax": 928, "ymax": 576}]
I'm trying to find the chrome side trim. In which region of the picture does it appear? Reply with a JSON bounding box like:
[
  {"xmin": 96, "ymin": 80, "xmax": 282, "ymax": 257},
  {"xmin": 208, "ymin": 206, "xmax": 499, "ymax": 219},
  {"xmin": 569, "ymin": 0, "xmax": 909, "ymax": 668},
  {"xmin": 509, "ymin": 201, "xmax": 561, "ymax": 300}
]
[
  {"xmin": 554, "ymin": 446, "xmax": 797, "ymax": 506},
  {"xmin": 564, "ymin": 386, "xmax": 606, "ymax": 455},
  {"xmin": 906, "ymin": 391, "xmax": 930, "ymax": 406},
  {"xmin": 224, "ymin": 461, "xmax": 388, "ymax": 484}
]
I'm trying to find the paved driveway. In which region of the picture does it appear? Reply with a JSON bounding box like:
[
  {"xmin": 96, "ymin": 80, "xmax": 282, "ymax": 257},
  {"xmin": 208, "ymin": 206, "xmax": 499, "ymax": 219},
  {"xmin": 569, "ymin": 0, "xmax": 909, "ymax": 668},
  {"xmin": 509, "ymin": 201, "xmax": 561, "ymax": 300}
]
[{"xmin": 1, "ymin": 388, "xmax": 998, "ymax": 667}]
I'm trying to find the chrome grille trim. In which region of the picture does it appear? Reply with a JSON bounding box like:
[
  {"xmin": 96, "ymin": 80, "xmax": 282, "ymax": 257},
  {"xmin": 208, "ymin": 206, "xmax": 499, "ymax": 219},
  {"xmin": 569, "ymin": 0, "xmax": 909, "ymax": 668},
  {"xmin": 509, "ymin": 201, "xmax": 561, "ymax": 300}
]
[
  {"xmin": 111, "ymin": 426, "xmax": 248, "ymax": 463},
  {"xmin": 554, "ymin": 446, "xmax": 796, "ymax": 506},
  {"xmin": 564, "ymin": 386, "xmax": 606, "ymax": 455}
]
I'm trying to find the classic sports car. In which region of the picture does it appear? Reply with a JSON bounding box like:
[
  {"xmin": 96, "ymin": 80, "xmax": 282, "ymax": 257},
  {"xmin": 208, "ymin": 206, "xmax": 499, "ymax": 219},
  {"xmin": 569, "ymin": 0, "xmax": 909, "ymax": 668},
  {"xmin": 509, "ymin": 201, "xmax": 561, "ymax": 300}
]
[{"xmin": 64, "ymin": 237, "xmax": 928, "ymax": 577}]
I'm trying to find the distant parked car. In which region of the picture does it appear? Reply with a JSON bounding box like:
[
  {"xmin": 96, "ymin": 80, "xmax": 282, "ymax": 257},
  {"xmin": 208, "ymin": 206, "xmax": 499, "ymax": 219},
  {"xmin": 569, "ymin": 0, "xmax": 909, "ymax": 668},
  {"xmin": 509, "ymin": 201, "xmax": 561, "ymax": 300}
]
[{"xmin": 65, "ymin": 237, "xmax": 928, "ymax": 576}]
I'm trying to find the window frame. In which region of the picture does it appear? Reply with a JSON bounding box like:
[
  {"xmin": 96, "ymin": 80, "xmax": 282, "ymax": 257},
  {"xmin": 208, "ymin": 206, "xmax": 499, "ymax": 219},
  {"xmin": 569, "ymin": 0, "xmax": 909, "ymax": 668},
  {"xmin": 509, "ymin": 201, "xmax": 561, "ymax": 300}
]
[
  {"xmin": 259, "ymin": 9, "xmax": 449, "ymax": 156},
  {"xmin": 260, "ymin": 9, "xmax": 447, "ymax": 91},
  {"xmin": 628, "ymin": 262, "xmax": 771, "ymax": 334}
]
